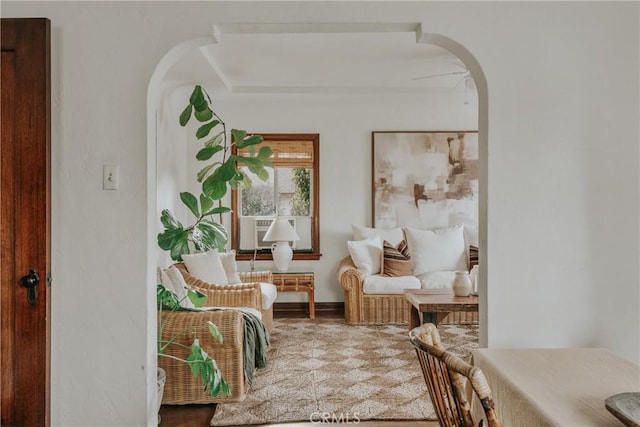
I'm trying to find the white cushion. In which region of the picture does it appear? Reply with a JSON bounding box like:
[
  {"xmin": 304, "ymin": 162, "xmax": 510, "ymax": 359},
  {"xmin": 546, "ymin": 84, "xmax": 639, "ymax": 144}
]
[
  {"xmin": 362, "ymin": 274, "xmax": 421, "ymax": 294},
  {"xmin": 404, "ymin": 224, "xmax": 467, "ymax": 275},
  {"xmin": 163, "ymin": 265, "xmax": 195, "ymax": 309},
  {"xmin": 347, "ymin": 236, "xmax": 383, "ymax": 276},
  {"xmin": 464, "ymin": 225, "xmax": 479, "ymax": 247},
  {"xmin": 352, "ymin": 224, "xmax": 404, "ymax": 246},
  {"xmin": 259, "ymin": 282, "xmax": 277, "ymax": 310},
  {"xmin": 219, "ymin": 250, "xmax": 242, "ymax": 284},
  {"xmin": 182, "ymin": 250, "xmax": 228, "ymax": 285},
  {"xmin": 416, "ymin": 271, "xmax": 458, "ymax": 290}
]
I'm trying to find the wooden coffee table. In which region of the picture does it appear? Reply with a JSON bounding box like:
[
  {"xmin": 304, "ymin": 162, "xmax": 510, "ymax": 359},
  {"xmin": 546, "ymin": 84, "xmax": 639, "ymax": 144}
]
[{"xmin": 405, "ymin": 289, "xmax": 478, "ymax": 330}]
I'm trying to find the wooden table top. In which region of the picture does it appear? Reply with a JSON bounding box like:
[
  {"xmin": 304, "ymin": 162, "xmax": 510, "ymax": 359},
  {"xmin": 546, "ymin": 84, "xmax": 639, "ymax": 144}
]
[
  {"xmin": 472, "ymin": 348, "xmax": 640, "ymax": 427},
  {"xmin": 404, "ymin": 289, "xmax": 478, "ymax": 311}
]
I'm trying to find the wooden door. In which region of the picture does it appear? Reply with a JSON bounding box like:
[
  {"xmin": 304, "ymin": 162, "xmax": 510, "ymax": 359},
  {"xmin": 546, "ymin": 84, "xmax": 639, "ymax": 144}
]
[{"xmin": 1, "ymin": 18, "xmax": 51, "ymax": 427}]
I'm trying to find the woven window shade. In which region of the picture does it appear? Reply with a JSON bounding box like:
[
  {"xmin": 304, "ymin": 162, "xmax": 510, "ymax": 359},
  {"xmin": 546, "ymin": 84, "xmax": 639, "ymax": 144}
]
[{"xmin": 238, "ymin": 140, "xmax": 313, "ymax": 168}]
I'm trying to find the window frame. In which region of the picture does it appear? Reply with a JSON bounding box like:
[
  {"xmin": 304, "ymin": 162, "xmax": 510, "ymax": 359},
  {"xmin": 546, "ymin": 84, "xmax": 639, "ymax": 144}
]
[{"xmin": 231, "ymin": 133, "xmax": 321, "ymax": 260}]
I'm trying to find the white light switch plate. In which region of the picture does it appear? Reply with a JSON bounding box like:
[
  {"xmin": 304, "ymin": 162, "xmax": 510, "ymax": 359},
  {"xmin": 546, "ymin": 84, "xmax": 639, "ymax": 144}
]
[{"xmin": 103, "ymin": 164, "xmax": 119, "ymax": 190}]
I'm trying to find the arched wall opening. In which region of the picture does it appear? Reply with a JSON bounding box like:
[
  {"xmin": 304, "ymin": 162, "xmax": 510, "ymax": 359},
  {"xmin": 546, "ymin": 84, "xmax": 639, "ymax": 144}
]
[{"xmin": 146, "ymin": 27, "xmax": 488, "ymax": 423}]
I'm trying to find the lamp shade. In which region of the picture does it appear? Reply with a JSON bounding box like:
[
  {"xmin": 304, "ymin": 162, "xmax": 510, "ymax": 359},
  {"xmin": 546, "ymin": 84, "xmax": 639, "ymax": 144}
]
[
  {"xmin": 264, "ymin": 218, "xmax": 299, "ymax": 272},
  {"xmin": 263, "ymin": 218, "xmax": 300, "ymax": 242}
]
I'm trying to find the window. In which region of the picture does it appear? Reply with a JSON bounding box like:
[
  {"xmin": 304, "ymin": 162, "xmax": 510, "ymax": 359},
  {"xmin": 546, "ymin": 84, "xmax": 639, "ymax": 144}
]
[{"xmin": 231, "ymin": 133, "xmax": 321, "ymax": 260}]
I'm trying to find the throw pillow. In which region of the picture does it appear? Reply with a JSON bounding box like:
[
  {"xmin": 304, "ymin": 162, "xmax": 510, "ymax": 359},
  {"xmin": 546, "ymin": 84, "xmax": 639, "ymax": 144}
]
[
  {"xmin": 219, "ymin": 250, "xmax": 242, "ymax": 284},
  {"xmin": 404, "ymin": 224, "xmax": 467, "ymax": 275},
  {"xmin": 163, "ymin": 265, "xmax": 195, "ymax": 309},
  {"xmin": 351, "ymin": 224, "xmax": 404, "ymax": 246},
  {"xmin": 381, "ymin": 239, "xmax": 412, "ymax": 277},
  {"xmin": 182, "ymin": 250, "xmax": 228, "ymax": 285},
  {"xmin": 469, "ymin": 244, "xmax": 479, "ymax": 269},
  {"xmin": 347, "ymin": 236, "xmax": 383, "ymax": 276}
]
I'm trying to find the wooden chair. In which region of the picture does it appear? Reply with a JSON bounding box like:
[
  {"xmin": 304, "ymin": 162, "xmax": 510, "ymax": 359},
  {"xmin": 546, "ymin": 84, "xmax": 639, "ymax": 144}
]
[{"xmin": 409, "ymin": 323, "xmax": 501, "ymax": 427}]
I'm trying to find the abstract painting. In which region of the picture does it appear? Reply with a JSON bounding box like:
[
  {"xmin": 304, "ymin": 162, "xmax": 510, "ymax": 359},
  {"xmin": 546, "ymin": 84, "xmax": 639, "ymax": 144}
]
[{"xmin": 372, "ymin": 131, "xmax": 478, "ymax": 233}]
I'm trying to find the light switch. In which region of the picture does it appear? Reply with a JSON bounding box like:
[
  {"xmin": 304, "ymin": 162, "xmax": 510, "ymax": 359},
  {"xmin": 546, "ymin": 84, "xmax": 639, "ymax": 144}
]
[{"xmin": 103, "ymin": 164, "xmax": 119, "ymax": 190}]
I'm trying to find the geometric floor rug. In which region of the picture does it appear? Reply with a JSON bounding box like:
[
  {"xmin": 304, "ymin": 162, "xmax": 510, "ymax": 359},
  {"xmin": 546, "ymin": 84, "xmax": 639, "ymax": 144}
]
[{"xmin": 210, "ymin": 318, "xmax": 478, "ymax": 426}]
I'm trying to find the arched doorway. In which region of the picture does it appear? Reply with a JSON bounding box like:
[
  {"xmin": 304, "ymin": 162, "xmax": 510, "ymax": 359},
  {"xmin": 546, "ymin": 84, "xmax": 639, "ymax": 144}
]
[{"xmin": 146, "ymin": 24, "xmax": 488, "ymax": 423}]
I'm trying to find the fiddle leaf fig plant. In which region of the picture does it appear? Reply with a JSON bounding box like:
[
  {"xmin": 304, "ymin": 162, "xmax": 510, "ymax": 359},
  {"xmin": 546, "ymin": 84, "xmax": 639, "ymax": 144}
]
[{"xmin": 157, "ymin": 85, "xmax": 272, "ymax": 262}]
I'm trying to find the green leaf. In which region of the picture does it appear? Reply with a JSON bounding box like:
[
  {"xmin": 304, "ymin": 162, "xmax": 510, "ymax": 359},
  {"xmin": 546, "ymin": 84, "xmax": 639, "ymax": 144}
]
[
  {"xmin": 179, "ymin": 104, "xmax": 192, "ymax": 127},
  {"xmin": 187, "ymin": 289, "xmax": 207, "ymax": 307},
  {"xmin": 157, "ymin": 226, "xmax": 189, "ymax": 261},
  {"xmin": 211, "ymin": 381, "xmax": 221, "ymax": 397},
  {"xmin": 204, "ymin": 131, "xmax": 224, "ymax": 148},
  {"xmin": 159, "ymin": 209, "xmax": 182, "ymax": 230},
  {"xmin": 230, "ymin": 129, "xmax": 246, "ymax": 145},
  {"xmin": 157, "ymin": 226, "xmax": 183, "ymax": 250},
  {"xmin": 180, "ymin": 192, "xmax": 200, "ymax": 217},
  {"xmin": 238, "ymin": 156, "xmax": 263, "ymax": 175},
  {"xmin": 157, "ymin": 284, "xmax": 181, "ymax": 311},
  {"xmin": 256, "ymin": 167, "xmax": 269, "ymax": 181},
  {"xmin": 202, "ymin": 173, "xmax": 228, "ymax": 200},
  {"xmin": 196, "ymin": 146, "xmax": 217, "ymax": 161},
  {"xmin": 207, "ymin": 321, "xmax": 223, "ymax": 343},
  {"xmin": 196, "ymin": 164, "xmax": 215, "ymax": 183},
  {"xmin": 196, "ymin": 220, "xmax": 228, "ymax": 250},
  {"xmin": 189, "ymin": 86, "xmax": 205, "ymax": 108},
  {"xmin": 217, "ymin": 158, "xmax": 238, "ymax": 182},
  {"xmin": 199, "ymin": 194, "xmax": 213, "ymax": 216},
  {"xmin": 221, "ymin": 379, "xmax": 231, "ymax": 396},
  {"xmin": 196, "ymin": 120, "xmax": 220, "ymax": 139},
  {"xmin": 236, "ymin": 134, "xmax": 263, "ymax": 149},
  {"xmin": 257, "ymin": 145, "xmax": 273, "ymax": 159},
  {"xmin": 202, "ymin": 206, "xmax": 231, "ymax": 216},
  {"xmin": 194, "ymin": 107, "xmax": 213, "ymax": 122}
]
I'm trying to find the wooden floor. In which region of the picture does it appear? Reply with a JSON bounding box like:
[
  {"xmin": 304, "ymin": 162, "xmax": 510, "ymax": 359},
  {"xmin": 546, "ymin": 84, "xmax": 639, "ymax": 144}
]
[
  {"xmin": 159, "ymin": 404, "xmax": 437, "ymax": 427},
  {"xmin": 159, "ymin": 405, "xmax": 439, "ymax": 427},
  {"xmin": 160, "ymin": 310, "xmax": 438, "ymax": 427}
]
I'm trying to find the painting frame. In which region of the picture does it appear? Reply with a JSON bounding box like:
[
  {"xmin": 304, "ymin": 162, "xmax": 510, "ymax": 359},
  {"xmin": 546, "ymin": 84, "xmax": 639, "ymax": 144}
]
[{"xmin": 372, "ymin": 130, "xmax": 479, "ymax": 231}]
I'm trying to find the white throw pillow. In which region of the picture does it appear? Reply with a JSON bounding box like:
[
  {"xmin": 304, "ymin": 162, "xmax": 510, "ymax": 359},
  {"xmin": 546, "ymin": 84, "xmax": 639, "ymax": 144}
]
[
  {"xmin": 219, "ymin": 250, "xmax": 242, "ymax": 284},
  {"xmin": 416, "ymin": 271, "xmax": 458, "ymax": 290},
  {"xmin": 347, "ymin": 236, "xmax": 383, "ymax": 276},
  {"xmin": 258, "ymin": 282, "xmax": 277, "ymax": 310},
  {"xmin": 351, "ymin": 224, "xmax": 405, "ymax": 246},
  {"xmin": 182, "ymin": 250, "xmax": 228, "ymax": 285},
  {"xmin": 163, "ymin": 265, "xmax": 195, "ymax": 309},
  {"xmin": 404, "ymin": 224, "xmax": 467, "ymax": 275}
]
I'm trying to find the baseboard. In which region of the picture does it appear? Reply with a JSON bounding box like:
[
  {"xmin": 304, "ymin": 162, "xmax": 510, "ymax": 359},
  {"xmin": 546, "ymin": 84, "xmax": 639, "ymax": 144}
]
[{"xmin": 274, "ymin": 302, "xmax": 344, "ymax": 317}]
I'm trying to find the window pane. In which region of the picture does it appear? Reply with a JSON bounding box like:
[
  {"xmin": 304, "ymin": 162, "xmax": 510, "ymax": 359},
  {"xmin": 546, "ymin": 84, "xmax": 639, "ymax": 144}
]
[
  {"xmin": 280, "ymin": 167, "xmax": 311, "ymax": 216},
  {"xmin": 231, "ymin": 133, "xmax": 320, "ymax": 260},
  {"xmin": 240, "ymin": 166, "xmax": 275, "ymax": 216}
]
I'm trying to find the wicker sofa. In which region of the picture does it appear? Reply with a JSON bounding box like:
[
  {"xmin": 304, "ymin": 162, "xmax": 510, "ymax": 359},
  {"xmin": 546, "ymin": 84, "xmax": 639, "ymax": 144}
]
[
  {"xmin": 338, "ymin": 256, "xmax": 478, "ymax": 325},
  {"xmin": 159, "ymin": 265, "xmax": 273, "ymax": 404}
]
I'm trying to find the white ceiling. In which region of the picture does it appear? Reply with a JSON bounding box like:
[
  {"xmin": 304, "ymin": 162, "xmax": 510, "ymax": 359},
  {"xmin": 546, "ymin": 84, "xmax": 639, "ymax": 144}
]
[{"xmin": 164, "ymin": 23, "xmax": 476, "ymax": 95}]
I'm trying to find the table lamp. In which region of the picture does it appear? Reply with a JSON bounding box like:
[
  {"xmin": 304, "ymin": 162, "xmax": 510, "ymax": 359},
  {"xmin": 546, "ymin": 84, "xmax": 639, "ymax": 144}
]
[{"xmin": 263, "ymin": 217, "xmax": 299, "ymax": 272}]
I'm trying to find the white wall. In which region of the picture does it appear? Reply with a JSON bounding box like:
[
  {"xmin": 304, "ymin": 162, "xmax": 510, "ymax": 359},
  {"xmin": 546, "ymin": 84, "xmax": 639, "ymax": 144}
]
[
  {"xmin": 157, "ymin": 88, "xmax": 478, "ymax": 303},
  {"xmin": 211, "ymin": 93, "xmax": 478, "ymax": 303},
  {"xmin": 3, "ymin": 2, "xmax": 638, "ymax": 426}
]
